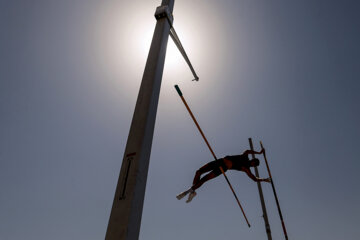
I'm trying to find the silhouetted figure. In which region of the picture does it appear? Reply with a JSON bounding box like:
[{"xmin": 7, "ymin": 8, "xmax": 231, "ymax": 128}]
[{"xmin": 177, "ymin": 149, "xmax": 271, "ymax": 203}]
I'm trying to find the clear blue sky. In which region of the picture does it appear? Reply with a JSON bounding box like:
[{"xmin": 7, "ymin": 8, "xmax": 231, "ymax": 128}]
[{"xmin": 1, "ymin": 0, "xmax": 359, "ymax": 239}]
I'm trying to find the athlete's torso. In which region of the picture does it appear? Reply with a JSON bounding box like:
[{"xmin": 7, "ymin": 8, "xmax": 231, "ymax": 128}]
[{"xmin": 224, "ymin": 154, "xmax": 250, "ymax": 170}]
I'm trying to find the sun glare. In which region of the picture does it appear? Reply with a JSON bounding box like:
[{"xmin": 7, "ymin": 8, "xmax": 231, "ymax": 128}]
[
  {"xmin": 95, "ymin": 1, "xmax": 222, "ymax": 95},
  {"xmin": 137, "ymin": 25, "xmax": 186, "ymax": 74}
]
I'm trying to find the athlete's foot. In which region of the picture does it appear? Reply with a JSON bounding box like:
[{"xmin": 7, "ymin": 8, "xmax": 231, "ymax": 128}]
[
  {"xmin": 176, "ymin": 189, "xmax": 192, "ymax": 200},
  {"xmin": 186, "ymin": 190, "xmax": 197, "ymax": 203}
]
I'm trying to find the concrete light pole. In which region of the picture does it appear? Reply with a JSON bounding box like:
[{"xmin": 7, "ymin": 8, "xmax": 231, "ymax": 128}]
[{"xmin": 105, "ymin": 1, "xmax": 175, "ymax": 239}]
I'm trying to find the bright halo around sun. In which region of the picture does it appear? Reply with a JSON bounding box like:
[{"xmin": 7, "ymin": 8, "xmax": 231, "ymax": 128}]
[
  {"xmin": 136, "ymin": 24, "xmax": 185, "ymax": 74},
  {"xmin": 164, "ymin": 39, "xmax": 183, "ymax": 72}
]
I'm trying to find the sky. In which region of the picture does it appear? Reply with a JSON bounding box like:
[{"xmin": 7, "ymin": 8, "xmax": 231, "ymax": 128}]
[{"xmin": 1, "ymin": 0, "xmax": 360, "ymax": 239}]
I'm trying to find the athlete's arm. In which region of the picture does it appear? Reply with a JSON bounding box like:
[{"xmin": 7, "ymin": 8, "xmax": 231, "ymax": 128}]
[
  {"xmin": 243, "ymin": 149, "xmax": 264, "ymax": 155},
  {"xmin": 243, "ymin": 168, "xmax": 270, "ymax": 183}
]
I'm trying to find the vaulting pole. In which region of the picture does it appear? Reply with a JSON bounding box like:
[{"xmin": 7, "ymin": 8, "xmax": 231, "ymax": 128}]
[
  {"xmin": 175, "ymin": 85, "xmax": 251, "ymax": 227},
  {"xmin": 260, "ymin": 141, "xmax": 289, "ymax": 240},
  {"xmin": 105, "ymin": 1, "xmax": 175, "ymax": 239},
  {"xmin": 248, "ymin": 138, "xmax": 272, "ymax": 239}
]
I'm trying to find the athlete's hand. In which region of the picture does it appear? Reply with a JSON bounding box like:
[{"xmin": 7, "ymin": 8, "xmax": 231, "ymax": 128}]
[
  {"xmin": 260, "ymin": 148, "xmax": 265, "ymax": 154},
  {"xmin": 263, "ymin": 178, "xmax": 271, "ymax": 183}
]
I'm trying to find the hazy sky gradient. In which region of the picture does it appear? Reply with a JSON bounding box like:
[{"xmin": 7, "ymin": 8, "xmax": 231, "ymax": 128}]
[{"xmin": 1, "ymin": 0, "xmax": 360, "ymax": 239}]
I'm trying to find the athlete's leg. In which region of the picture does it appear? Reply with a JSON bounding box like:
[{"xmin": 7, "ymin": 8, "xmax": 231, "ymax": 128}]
[
  {"xmin": 192, "ymin": 170, "xmax": 221, "ymax": 190},
  {"xmin": 192, "ymin": 161, "xmax": 218, "ymax": 187},
  {"xmin": 177, "ymin": 162, "xmax": 217, "ymax": 201}
]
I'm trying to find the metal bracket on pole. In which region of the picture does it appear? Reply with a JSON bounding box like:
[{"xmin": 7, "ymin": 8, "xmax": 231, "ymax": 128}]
[
  {"xmin": 155, "ymin": 5, "xmax": 174, "ymax": 26},
  {"xmin": 169, "ymin": 28, "xmax": 199, "ymax": 81},
  {"xmin": 154, "ymin": 5, "xmax": 199, "ymax": 82}
]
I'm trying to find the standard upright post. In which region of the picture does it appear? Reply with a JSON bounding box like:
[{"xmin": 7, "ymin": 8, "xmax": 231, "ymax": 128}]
[
  {"xmin": 248, "ymin": 138, "xmax": 272, "ymax": 240},
  {"xmin": 105, "ymin": 1, "xmax": 175, "ymax": 240},
  {"xmin": 260, "ymin": 141, "xmax": 289, "ymax": 240}
]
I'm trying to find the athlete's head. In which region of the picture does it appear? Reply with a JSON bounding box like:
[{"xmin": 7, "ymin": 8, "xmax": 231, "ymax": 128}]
[{"xmin": 250, "ymin": 158, "xmax": 260, "ymax": 167}]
